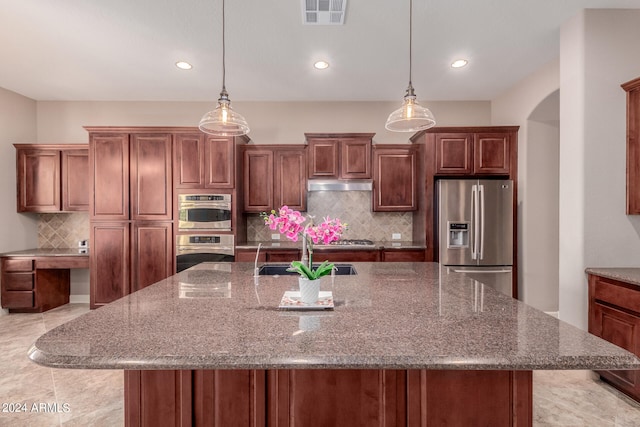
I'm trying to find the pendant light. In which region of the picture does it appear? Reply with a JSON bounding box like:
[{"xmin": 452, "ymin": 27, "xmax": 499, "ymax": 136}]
[
  {"xmin": 385, "ymin": 0, "xmax": 436, "ymax": 132},
  {"xmin": 199, "ymin": 0, "xmax": 250, "ymax": 136}
]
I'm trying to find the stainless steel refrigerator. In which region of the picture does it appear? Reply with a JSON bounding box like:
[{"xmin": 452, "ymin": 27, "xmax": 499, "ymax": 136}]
[{"xmin": 438, "ymin": 179, "xmax": 514, "ymax": 297}]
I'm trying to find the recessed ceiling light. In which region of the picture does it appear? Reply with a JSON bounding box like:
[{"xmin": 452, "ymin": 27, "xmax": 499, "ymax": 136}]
[
  {"xmin": 314, "ymin": 60, "xmax": 330, "ymax": 70},
  {"xmin": 175, "ymin": 61, "xmax": 193, "ymax": 70},
  {"xmin": 451, "ymin": 59, "xmax": 468, "ymax": 68}
]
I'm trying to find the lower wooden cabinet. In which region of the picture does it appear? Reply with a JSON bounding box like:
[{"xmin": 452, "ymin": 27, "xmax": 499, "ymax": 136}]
[
  {"xmin": 91, "ymin": 221, "xmax": 173, "ymax": 308},
  {"xmin": 312, "ymin": 249, "xmax": 380, "ymax": 262},
  {"xmin": 382, "ymin": 248, "xmax": 426, "ymax": 262},
  {"xmin": 588, "ymin": 273, "xmax": 640, "ymax": 402},
  {"xmin": 125, "ymin": 369, "xmax": 532, "ymax": 427}
]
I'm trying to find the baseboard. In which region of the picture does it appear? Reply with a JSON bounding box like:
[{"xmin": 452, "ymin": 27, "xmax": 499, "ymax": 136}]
[
  {"xmin": 69, "ymin": 295, "xmax": 90, "ymax": 304},
  {"xmin": 544, "ymin": 311, "xmax": 559, "ymax": 318}
]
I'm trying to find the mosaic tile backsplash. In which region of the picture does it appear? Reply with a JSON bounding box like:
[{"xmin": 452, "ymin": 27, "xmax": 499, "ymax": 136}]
[
  {"xmin": 247, "ymin": 191, "xmax": 413, "ymax": 242},
  {"xmin": 38, "ymin": 213, "xmax": 90, "ymax": 248}
]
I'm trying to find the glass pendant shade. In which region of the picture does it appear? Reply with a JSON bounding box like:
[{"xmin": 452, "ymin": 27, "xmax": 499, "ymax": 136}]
[
  {"xmin": 199, "ymin": 90, "xmax": 250, "ymax": 136},
  {"xmin": 385, "ymin": 87, "xmax": 436, "ymax": 132}
]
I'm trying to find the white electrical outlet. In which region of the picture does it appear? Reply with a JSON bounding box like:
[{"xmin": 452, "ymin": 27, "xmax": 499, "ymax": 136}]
[
  {"xmin": 271, "ymin": 234, "xmax": 281, "ymax": 240},
  {"xmin": 392, "ymin": 233, "xmax": 401, "ymax": 240},
  {"xmin": 78, "ymin": 240, "xmax": 88, "ymax": 248}
]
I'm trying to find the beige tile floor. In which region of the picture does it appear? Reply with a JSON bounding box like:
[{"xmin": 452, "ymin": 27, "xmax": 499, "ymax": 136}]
[{"xmin": 1, "ymin": 303, "xmax": 639, "ymax": 426}]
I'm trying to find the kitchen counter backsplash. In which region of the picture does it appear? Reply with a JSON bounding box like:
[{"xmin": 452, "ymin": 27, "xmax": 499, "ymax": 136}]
[
  {"xmin": 38, "ymin": 213, "xmax": 89, "ymax": 249},
  {"xmin": 247, "ymin": 191, "xmax": 413, "ymax": 242}
]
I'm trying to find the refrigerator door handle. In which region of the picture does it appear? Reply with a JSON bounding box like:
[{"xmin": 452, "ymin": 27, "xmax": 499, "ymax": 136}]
[
  {"xmin": 479, "ymin": 184, "xmax": 485, "ymax": 260},
  {"xmin": 451, "ymin": 268, "xmax": 511, "ymax": 274},
  {"xmin": 471, "ymin": 184, "xmax": 478, "ymax": 260}
]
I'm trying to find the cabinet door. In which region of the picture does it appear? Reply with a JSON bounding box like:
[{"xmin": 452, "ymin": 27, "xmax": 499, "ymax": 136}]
[
  {"xmin": 174, "ymin": 133, "xmax": 205, "ymax": 188},
  {"xmin": 205, "ymin": 136, "xmax": 235, "ymax": 188},
  {"xmin": 131, "ymin": 222, "xmax": 173, "ymax": 292},
  {"xmin": 275, "ymin": 149, "xmax": 307, "ymax": 211},
  {"xmin": 473, "ymin": 133, "xmax": 511, "ymax": 174},
  {"xmin": 130, "ymin": 134, "xmax": 172, "ymax": 220},
  {"xmin": 16, "ymin": 149, "xmax": 60, "ymax": 212},
  {"xmin": 243, "ymin": 149, "xmax": 274, "ymax": 212},
  {"xmin": 90, "ymin": 222, "xmax": 130, "ymax": 308},
  {"xmin": 90, "ymin": 133, "xmax": 130, "ymax": 220},
  {"xmin": 592, "ymin": 302, "xmax": 640, "ymax": 396},
  {"xmin": 373, "ymin": 147, "xmax": 417, "ymax": 211},
  {"xmin": 307, "ymin": 139, "xmax": 339, "ymax": 178},
  {"xmin": 435, "ymin": 133, "xmax": 472, "ymax": 175},
  {"xmin": 62, "ymin": 149, "xmax": 89, "ymax": 211},
  {"xmin": 341, "ymin": 139, "xmax": 372, "ymax": 179},
  {"xmin": 268, "ymin": 370, "xmax": 403, "ymax": 426}
]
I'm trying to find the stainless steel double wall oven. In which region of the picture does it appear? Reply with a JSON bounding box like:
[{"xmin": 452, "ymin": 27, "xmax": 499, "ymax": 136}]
[{"xmin": 176, "ymin": 193, "xmax": 234, "ymax": 272}]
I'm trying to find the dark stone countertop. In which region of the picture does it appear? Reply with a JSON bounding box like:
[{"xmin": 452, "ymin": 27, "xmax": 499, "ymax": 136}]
[
  {"xmin": 586, "ymin": 267, "xmax": 640, "ymax": 287},
  {"xmin": 28, "ymin": 262, "xmax": 640, "ymax": 371}
]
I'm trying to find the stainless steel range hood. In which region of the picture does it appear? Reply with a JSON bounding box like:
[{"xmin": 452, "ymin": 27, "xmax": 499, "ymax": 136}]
[{"xmin": 307, "ymin": 179, "xmax": 373, "ymax": 192}]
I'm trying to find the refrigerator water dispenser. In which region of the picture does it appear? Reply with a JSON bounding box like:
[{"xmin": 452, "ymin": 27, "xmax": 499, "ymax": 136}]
[{"xmin": 447, "ymin": 222, "xmax": 469, "ymax": 248}]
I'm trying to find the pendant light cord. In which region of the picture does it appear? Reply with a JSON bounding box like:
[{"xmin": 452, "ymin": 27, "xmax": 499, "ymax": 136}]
[
  {"xmin": 408, "ymin": 0, "xmax": 412, "ymax": 89},
  {"xmin": 221, "ymin": 0, "xmax": 227, "ymax": 94}
]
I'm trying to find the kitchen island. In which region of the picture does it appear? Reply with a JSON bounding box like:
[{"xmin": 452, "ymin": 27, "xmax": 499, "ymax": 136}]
[{"xmin": 29, "ymin": 262, "xmax": 640, "ymax": 426}]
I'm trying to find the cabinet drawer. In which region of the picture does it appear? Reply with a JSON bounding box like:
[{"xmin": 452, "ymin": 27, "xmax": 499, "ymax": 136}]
[
  {"xmin": 1, "ymin": 291, "xmax": 34, "ymax": 308},
  {"xmin": 2, "ymin": 273, "xmax": 34, "ymax": 290},
  {"xmin": 2, "ymin": 258, "xmax": 34, "ymax": 272},
  {"xmin": 591, "ymin": 276, "xmax": 640, "ymax": 314},
  {"xmin": 382, "ymin": 249, "xmax": 425, "ymax": 262}
]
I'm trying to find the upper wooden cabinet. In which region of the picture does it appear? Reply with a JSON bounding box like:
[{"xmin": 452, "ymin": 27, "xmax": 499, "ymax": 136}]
[
  {"xmin": 623, "ymin": 77, "xmax": 640, "ymax": 214},
  {"xmin": 174, "ymin": 133, "xmax": 248, "ymax": 189},
  {"xmin": 373, "ymin": 145, "xmax": 417, "ymax": 211},
  {"xmin": 435, "ymin": 132, "xmax": 512, "ymax": 175},
  {"xmin": 243, "ymin": 146, "xmax": 307, "ymax": 212},
  {"xmin": 306, "ymin": 133, "xmax": 374, "ymax": 179},
  {"xmin": 15, "ymin": 144, "xmax": 89, "ymax": 213},
  {"xmin": 88, "ymin": 131, "xmax": 172, "ymax": 221}
]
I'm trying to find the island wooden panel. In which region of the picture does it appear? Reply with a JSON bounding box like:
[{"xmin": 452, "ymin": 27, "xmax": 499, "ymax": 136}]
[{"xmin": 124, "ymin": 369, "xmax": 532, "ymax": 426}]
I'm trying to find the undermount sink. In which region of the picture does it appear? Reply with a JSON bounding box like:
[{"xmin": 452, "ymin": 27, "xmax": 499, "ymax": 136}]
[{"xmin": 257, "ymin": 263, "xmax": 358, "ymax": 276}]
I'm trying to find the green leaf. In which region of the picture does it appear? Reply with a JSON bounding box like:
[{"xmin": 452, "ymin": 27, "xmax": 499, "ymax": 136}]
[{"xmin": 312, "ymin": 260, "xmax": 335, "ymax": 279}]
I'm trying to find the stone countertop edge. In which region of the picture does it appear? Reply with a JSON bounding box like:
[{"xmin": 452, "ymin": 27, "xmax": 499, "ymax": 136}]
[
  {"xmin": 235, "ymin": 241, "xmax": 426, "ymax": 250},
  {"xmin": 28, "ymin": 262, "xmax": 640, "ymax": 371},
  {"xmin": 0, "ymin": 248, "xmax": 90, "ymax": 257},
  {"xmin": 586, "ymin": 267, "xmax": 640, "ymax": 287}
]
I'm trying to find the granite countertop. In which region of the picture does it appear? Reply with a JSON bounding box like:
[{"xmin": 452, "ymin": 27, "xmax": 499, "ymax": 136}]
[
  {"xmin": 586, "ymin": 267, "xmax": 640, "ymax": 287},
  {"xmin": 0, "ymin": 248, "xmax": 89, "ymax": 257},
  {"xmin": 235, "ymin": 241, "xmax": 426, "ymax": 250},
  {"xmin": 29, "ymin": 262, "xmax": 640, "ymax": 371}
]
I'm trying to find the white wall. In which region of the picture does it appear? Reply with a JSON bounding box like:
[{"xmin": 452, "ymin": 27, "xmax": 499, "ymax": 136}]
[
  {"xmin": 491, "ymin": 60, "xmax": 560, "ymax": 313},
  {"xmin": 560, "ymin": 9, "xmax": 640, "ymax": 330},
  {"xmin": 0, "ymin": 87, "xmax": 38, "ymax": 254},
  {"xmin": 36, "ymin": 100, "xmax": 490, "ymax": 144}
]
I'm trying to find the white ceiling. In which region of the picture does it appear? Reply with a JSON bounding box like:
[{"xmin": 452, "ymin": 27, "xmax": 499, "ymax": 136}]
[{"xmin": 1, "ymin": 0, "xmax": 639, "ymax": 102}]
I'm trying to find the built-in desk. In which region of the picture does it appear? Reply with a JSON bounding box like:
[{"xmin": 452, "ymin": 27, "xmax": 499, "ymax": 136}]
[{"xmin": 1, "ymin": 249, "xmax": 89, "ymax": 313}]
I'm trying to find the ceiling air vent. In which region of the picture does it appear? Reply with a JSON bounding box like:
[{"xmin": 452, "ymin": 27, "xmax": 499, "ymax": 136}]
[{"xmin": 303, "ymin": 0, "xmax": 347, "ymax": 25}]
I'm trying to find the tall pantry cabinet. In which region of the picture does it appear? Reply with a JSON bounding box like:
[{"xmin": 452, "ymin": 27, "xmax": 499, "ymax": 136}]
[{"xmin": 87, "ymin": 128, "xmax": 173, "ymax": 309}]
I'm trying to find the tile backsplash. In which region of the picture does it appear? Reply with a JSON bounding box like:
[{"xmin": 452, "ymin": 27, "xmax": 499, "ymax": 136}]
[
  {"xmin": 38, "ymin": 213, "xmax": 89, "ymax": 248},
  {"xmin": 247, "ymin": 191, "xmax": 412, "ymax": 242}
]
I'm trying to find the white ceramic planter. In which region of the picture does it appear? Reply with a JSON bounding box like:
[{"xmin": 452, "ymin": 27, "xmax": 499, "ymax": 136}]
[{"xmin": 298, "ymin": 277, "xmax": 321, "ymax": 304}]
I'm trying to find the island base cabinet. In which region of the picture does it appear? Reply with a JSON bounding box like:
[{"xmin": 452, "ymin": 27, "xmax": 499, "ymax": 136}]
[{"xmin": 124, "ymin": 369, "xmax": 532, "ymax": 426}]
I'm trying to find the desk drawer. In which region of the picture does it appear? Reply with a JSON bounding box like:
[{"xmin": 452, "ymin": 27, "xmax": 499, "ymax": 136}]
[
  {"xmin": 2, "ymin": 258, "xmax": 34, "ymax": 272},
  {"xmin": 2, "ymin": 273, "xmax": 34, "ymax": 290},
  {"xmin": 1, "ymin": 290, "xmax": 34, "ymax": 308},
  {"xmin": 590, "ymin": 275, "xmax": 640, "ymax": 315}
]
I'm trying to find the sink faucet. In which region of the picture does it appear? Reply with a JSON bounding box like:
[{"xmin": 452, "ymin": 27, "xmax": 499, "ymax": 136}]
[{"xmin": 254, "ymin": 243, "xmax": 262, "ymax": 277}]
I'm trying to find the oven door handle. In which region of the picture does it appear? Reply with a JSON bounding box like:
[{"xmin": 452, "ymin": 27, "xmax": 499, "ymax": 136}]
[
  {"xmin": 179, "ymin": 202, "xmax": 231, "ymax": 209},
  {"xmin": 176, "ymin": 247, "xmax": 234, "ymax": 256}
]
